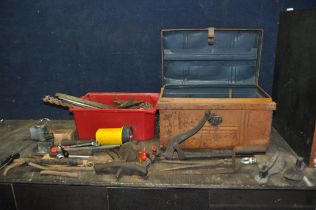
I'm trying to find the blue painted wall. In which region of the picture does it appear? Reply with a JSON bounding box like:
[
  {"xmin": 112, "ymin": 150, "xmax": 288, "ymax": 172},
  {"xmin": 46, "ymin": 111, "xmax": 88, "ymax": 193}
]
[{"xmin": 1, "ymin": 0, "xmax": 316, "ymax": 119}]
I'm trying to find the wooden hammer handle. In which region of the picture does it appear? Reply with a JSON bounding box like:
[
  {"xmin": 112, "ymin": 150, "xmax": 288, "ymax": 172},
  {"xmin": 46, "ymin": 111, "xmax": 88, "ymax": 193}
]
[
  {"xmin": 28, "ymin": 162, "xmax": 93, "ymax": 172},
  {"xmin": 40, "ymin": 170, "xmax": 79, "ymax": 178}
]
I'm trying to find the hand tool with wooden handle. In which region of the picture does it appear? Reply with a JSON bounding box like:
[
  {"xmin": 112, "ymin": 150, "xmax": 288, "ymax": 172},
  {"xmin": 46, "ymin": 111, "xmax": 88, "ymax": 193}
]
[
  {"xmin": 0, "ymin": 153, "xmax": 20, "ymax": 171},
  {"xmin": 40, "ymin": 170, "xmax": 79, "ymax": 178}
]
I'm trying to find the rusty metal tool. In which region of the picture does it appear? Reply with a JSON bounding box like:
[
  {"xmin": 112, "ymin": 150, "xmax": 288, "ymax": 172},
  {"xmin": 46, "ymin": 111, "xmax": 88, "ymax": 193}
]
[
  {"xmin": 55, "ymin": 93, "xmax": 113, "ymax": 109},
  {"xmin": 3, "ymin": 156, "xmax": 110, "ymax": 176},
  {"xmin": 159, "ymin": 159, "xmax": 232, "ymax": 172},
  {"xmin": 153, "ymin": 167, "xmax": 235, "ymax": 176},
  {"xmin": 43, "ymin": 93, "xmax": 113, "ymax": 109},
  {"xmin": 156, "ymin": 154, "xmax": 236, "ymax": 175},
  {"xmin": 16, "ymin": 156, "xmax": 110, "ymax": 166},
  {"xmin": 43, "ymin": 96, "xmax": 80, "ymax": 109},
  {"xmin": 114, "ymin": 98, "xmax": 143, "ymax": 109},
  {"xmin": 113, "ymin": 98, "xmax": 153, "ymax": 109},
  {"xmin": 164, "ymin": 111, "xmax": 228, "ymax": 160}
]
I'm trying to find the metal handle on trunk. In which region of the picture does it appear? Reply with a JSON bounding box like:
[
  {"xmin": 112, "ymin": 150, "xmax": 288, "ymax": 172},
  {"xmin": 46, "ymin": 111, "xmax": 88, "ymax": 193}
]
[{"xmin": 208, "ymin": 112, "xmax": 222, "ymax": 126}]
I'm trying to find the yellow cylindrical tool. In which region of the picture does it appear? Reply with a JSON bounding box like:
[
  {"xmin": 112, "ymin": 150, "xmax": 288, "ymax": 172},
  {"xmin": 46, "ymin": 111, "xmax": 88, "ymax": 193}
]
[{"xmin": 95, "ymin": 126, "xmax": 133, "ymax": 145}]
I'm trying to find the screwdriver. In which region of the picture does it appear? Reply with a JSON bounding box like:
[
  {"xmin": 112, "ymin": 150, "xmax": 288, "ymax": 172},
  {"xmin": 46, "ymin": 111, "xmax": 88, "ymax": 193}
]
[{"xmin": 0, "ymin": 153, "xmax": 20, "ymax": 171}]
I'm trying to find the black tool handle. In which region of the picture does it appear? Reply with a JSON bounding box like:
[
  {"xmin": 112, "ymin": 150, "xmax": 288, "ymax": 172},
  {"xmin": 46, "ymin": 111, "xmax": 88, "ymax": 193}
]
[
  {"xmin": 94, "ymin": 161, "xmax": 148, "ymax": 177},
  {"xmin": 0, "ymin": 153, "xmax": 20, "ymax": 171}
]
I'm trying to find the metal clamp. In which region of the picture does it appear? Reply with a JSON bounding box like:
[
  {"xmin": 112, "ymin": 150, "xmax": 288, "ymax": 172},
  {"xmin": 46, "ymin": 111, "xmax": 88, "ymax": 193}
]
[{"xmin": 30, "ymin": 118, "xmax": 51, "ymax": 141}]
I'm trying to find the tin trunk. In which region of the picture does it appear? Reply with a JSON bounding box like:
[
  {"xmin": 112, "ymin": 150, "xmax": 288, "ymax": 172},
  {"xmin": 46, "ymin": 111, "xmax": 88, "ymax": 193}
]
[{"xmin": 158, "ymin": 28, "xmax": 276, "ymax": 152}]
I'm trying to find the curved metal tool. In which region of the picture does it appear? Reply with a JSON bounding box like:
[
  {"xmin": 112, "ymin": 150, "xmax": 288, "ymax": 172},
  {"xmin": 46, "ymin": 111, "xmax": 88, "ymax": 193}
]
[
  {"xmin": 164, "ymin": 111, "xmax": 211, "ymax": 160},
  {"xmin": 164, "ymin": 111, "xmax": 227, "ymax": 160}
]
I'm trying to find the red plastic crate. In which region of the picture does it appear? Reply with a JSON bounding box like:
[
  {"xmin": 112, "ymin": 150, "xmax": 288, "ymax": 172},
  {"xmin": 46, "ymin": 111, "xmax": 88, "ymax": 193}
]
[{"xmin": 70, "ymin": 92, "xmax": 160, "ymax": 141}]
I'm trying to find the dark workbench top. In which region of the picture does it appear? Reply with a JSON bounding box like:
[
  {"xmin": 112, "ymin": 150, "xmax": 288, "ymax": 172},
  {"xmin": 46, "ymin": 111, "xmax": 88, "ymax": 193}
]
[{"xmin": 0, "ymin": 120, "xmax": 315, "ymax": 190}]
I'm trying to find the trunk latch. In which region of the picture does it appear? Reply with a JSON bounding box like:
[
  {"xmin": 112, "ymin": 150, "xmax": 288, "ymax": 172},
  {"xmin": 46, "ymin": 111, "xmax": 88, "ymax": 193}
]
[{"xmin": 208, "ymin": 27, "xmax": 215, "ymax": 45}]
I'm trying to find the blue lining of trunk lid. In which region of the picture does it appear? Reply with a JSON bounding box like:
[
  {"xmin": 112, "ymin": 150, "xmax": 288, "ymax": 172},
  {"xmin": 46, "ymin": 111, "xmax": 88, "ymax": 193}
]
[
  {"xmin": 162, "ymin": 29, "xmax": 264, "ymax": 98},
  {"xmin": 162, "ymin": 29, "xmax": 261, "ymax": 86}
]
